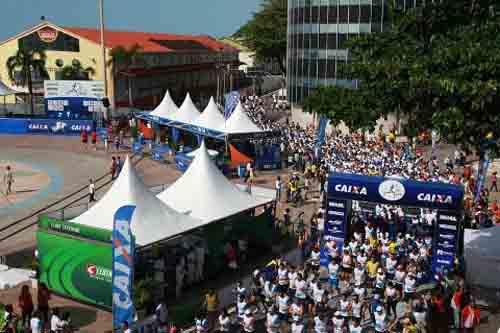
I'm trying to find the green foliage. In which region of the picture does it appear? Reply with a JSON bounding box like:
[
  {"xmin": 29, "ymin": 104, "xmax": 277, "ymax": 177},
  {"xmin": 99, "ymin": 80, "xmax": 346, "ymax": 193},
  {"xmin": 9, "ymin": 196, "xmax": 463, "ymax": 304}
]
[
  {"xmin": 108, "ymin": 44, "xmax": 143, "ymax": 107},
  {"xmin": 60, "ymin": 60, "xmax": 95, "ymax": 80},
  {"xmin": 235, "ymin": 0, "xmax": 287, "ymax": 74},
  {"xmin": 5, "ymin": 48, "xmax": 49, "ymax": 114},
  {"xmin": 304, "ymin": 0, "xmax": 500, "ymax": 149}
]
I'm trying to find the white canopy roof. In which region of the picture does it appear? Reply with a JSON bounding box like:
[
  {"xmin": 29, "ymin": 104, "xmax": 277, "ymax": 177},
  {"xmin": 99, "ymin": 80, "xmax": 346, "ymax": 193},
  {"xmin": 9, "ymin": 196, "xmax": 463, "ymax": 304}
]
[
  {"xmin": 71, "ymin": 157, "xmax": 201, "ymax": 246},
  {"xmin": 168, "ymin": 92, "xmax": 200, "ymax": 124},
  {"xmin": 157, "ymin": 141, "xmax": 272, "ymax": 222},
  {"xmin": 150, "ymin": 90, "xmax": 178, "ymax": 119},
  {"xmin": 0, "ymin": 80, "xmax": 19, "ymax": 96},
  {"xmin": 224, "ymin": 101, "xmax": 263, "ymax": 134},
  {"xmin": 192, "ymin": 97, "xmax": 226, "ymax": 132},
  {"xmin": 187, "ymin": 147, "xmax": 219, "ymax": 158}
]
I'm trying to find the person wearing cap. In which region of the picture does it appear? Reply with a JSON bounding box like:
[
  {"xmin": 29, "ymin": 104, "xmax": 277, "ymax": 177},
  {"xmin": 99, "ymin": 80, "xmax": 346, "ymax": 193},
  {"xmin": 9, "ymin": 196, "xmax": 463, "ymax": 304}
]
[
  {"xmin": 332, "ymin": 310, "xmax": 346, "ymax": 333},
  {"xmin": 374, "ymin": 305, "xmax": 389, "ymax": 333}
]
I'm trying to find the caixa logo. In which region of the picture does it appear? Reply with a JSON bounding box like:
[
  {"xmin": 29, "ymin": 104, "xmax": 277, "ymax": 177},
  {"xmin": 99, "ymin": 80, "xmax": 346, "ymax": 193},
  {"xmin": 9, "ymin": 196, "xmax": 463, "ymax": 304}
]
[
  {"xmin": 70, "ymin": 124, "xmax": 92, "ymax": 132},
  {"xmin": 87, "ymin": 263, "xmax": 112, "ymax": 281}
]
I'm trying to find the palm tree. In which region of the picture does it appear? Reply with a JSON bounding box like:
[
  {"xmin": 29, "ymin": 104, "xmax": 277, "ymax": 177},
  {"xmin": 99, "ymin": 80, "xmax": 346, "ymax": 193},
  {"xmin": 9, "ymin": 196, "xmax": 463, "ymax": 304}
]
[
  {"xmin": 6, "ymin": 48, "xmax": 49, "ymax": 115},
  {"xmin": 60, "ymin": 60, "xmax": 95, "ymax": 80},
  {"xmin": 107, "ymin": 44, "xmax": 143, "ymax": 107}
]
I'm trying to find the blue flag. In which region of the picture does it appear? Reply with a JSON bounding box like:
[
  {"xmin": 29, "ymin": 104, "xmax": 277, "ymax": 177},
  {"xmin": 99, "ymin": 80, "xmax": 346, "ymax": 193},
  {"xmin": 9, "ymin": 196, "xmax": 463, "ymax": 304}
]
[
  {"xmin": 112, "ymin": 205, "xmax": 136, "ymax": 329},
  {"xmin": 316, "ymin": 115, "xmax": 329, "ymax": 147},
  {"xmin": 224, "ymin": 91, "xmax": 240, "ymax": 119}
]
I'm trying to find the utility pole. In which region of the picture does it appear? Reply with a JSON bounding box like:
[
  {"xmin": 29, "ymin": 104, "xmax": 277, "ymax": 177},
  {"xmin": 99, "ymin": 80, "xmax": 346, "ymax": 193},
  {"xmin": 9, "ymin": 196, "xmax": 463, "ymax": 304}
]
[{"xmin": 99, "ymin": 0, "xmax": 109, "ymax": 120}]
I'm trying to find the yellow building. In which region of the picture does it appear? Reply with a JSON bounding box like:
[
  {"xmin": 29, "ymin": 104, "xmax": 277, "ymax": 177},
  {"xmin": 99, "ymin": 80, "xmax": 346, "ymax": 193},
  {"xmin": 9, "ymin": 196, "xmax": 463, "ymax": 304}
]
[{"xmin": 0, "ymin": 21, "xmax": 239, "ymax": 109}]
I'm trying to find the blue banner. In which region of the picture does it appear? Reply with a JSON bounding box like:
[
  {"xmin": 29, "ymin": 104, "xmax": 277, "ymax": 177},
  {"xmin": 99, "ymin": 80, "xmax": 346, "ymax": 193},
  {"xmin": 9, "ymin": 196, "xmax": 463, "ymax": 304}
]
[
  {"xmin": 316, "ymin": 115, "xmax": 329, "ymax": 148},
  {"xmin": 171, "ymin": 127, "xmax": 180, "ymax": 144},
  {"xmin": 112, "ymin": 205, "xmax": 136, "ymax": 329},
  {"xmin": 322, "ymin": 198, "xmax": 348, "ymax": 263},
  {"xmin": 224, "ymin": 91, "xmax": 240, "ymax": 120},
  {"xmin": 26, "ymin": 119, "xmax": 94, "ymax": 135},
  {"xmin": 475, "ymin": 155, "xmax": 491, "ymax": 204},
  {"xmin": 432, "ymin": 212, "xmax": 459, "ymax": 275},
  {"xmin": 327, "ymin": 173, "xmax": 464, "ymax": 211}
]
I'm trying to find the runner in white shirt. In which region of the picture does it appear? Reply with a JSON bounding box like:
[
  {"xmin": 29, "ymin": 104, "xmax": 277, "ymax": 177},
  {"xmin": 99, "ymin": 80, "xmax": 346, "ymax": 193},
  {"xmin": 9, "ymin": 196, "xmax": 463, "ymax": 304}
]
[
  {"xmin": 218, "ymin": 310, "xmax": 231, "ymax": 332},
  {"xmin": 332, "ymin": 311, "xmax": 346, "ymax": 333},
  {"xmin": 295, "ymin": 275, "xmax": 307, "ymax": 300},
  {"xmin": 353, "ymin": 263, "xmax": 366, "ymax": 286},
  {"xmin": 266, "ymin": 308, "xmax": 280, "ymax": 333},
  {"xmin": 291, "ymin": 319, "xmax": 305, "ymax": 333},
  {"xmin": 314, "ymin": 314, "xmax": 327, "ymax": 333},
  {"xmin": 339, "ymin": 294, "xmax": 350, "ymax": 317},
  {"xmin": 276, "ymin": 292, "xmax": 290, "ymax": 319},
  {"xmin": 30, "ymin": 311, "xmax": 41, "ymax": 333},
  {"xmin": 351, "ymin": 295, "xmax": 363, "ymax": 320},
  {"xmin": 242, "ymin": 310, "xmax": 256, "ymax": 333},
  {"xmin": 374, "ymin": 306, "xmax": 388, "ymax": 332}
]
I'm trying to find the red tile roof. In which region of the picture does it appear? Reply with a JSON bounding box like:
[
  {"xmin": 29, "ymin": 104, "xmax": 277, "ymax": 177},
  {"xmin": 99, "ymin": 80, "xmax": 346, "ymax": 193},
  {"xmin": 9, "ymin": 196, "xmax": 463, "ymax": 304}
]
[{"xmin": 63, "ymin": 26, "xmax": 236, "ymax": 53}]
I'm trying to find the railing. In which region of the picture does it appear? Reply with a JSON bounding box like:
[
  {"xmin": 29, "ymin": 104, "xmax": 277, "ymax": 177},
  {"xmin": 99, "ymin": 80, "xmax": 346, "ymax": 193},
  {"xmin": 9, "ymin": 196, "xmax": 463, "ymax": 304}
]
[{"xmin": 0, "ymin": 155, "xmax": 142, "ymax": 251}]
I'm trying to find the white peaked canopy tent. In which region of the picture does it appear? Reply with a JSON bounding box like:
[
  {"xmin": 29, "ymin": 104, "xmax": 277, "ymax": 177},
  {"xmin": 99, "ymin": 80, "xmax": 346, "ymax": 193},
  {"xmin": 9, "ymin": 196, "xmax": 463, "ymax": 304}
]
[
  {"xmin": 0, "ymin": 80, "xmax": 19, "ymax": 96},
  {"xmin": 168, "ymin": 92, "xmax": 200, "ymax": 124},
  {"xmin": 187, "ymin": 147, "xmax": 219, "ymax": 158},
  {"xmin": 149, "ymin": 90, "xmax": 178, "ymax": 119},
  {"xmin": 224, "ymin": 101, "xmax": 263, "ymax": 134},
  {"xmin": 157, "ymin": 141, "xmax": 274, "ymax": 223},
  {"xmin": 71, "ymin": 157, "xmax": 201, "ymax": 246},
  {"xmin": 192, "ymin": 96, "xmax": 226, "ymax": 132}
]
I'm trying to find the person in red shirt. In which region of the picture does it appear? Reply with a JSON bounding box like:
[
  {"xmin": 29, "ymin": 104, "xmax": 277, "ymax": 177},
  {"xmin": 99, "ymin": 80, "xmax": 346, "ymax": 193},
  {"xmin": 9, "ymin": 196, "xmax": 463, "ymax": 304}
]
[
  {"xmin": 491, "ymin": 172, "xmax": 498, "ymax": 192},
  {"xmin": 451, "ymin": 286, "xmax": 464, "ymax": 328},
  {"xmin": 431, "ymin": 291, "xmax": 447, "ymax": 333},
  {"xmin": 462, "ymin": 300, "xmax": 481, "ymax": 332}
]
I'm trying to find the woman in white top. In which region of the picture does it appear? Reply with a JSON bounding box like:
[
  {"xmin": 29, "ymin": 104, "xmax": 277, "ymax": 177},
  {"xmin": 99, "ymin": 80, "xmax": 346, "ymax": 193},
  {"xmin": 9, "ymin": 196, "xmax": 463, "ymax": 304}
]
[
  {"xmin": 394, "ymin": 265, "xmax": 406, "ymax": 286},
  {"xmin": 353, "ymin": 262, "xmax": 366, "ymax": 286},
  {"xmin": 218, "ymin": 309, "xmax": 231, "ymax": 332},
  {"xmin": 295, "ymin": 275, "xmax": 307, "ymax": 300},
  {"xmin": 374, "ymin": 306, "xmax": 388, "ymax": 332},
  {"xmin": 339, "ymin": 294, "xmax": 351, "ymax": 318},
  {"xmin": 313, "ymin": 313, "xmax": 327, "ymax": 333},
  {"xmin": 351, "ymin": 295, "xmax": 363, "ymax": 320},
  {"xmin": 403, "ymin": 274, "xmax": 416, "ymax": 297},
  {"xmin": 332, "ymin": 311, "xmax": 346, "ymax": 333},
  {"xmin": 242, "ymin": 310, "xmax": 255, "ymax": 333}
]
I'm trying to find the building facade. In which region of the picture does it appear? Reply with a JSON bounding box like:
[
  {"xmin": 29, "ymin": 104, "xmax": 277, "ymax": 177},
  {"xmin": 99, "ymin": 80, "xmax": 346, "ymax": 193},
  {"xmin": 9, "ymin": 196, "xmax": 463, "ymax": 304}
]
[
  {"xmin": 0, "ymin": 21, "xmax": 239, "ymax": 110},
  {"xmin": 286, "ymin": 0, "xmax": 417, "ymax": 105}
]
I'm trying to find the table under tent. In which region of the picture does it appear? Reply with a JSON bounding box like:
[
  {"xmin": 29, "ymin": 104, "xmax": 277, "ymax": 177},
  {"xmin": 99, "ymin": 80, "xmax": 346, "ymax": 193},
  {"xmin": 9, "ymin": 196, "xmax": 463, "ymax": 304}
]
[
  {"xmin": 36, "ymin": 143, "xmax": 276, "ymax": 311},
  {"xmin": 136, "ymin": 91, "xmax": 282, "ymax": 172}
]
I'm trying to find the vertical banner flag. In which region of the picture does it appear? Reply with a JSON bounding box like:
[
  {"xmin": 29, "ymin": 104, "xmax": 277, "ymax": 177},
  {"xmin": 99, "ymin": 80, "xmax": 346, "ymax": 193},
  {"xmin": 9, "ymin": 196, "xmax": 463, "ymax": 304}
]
[
  {"xmin": 432, "ymin": 211, "xmax": 459, "ymax": 276},
  {"xmin": 224, "ymin": 91, "xmax": 240, "ymax": 120},
  {"xmin": 475, "ymin": 150, "xmax": 491, "ymax": 204},
  {"xmin": 112, "ymin": 205, "xmax": 136, "ymax": 329},
  {"xmin": 316, "ymin": 116, "xmax": 329, "ymax": 148},
  {"xmin": 321, "ymin": 198, "xmax": 348, "ymax": 266}
]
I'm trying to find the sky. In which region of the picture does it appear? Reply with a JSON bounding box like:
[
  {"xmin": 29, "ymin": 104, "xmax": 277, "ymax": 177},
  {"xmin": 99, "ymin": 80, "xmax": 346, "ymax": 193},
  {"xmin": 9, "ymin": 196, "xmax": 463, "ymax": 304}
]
[{"xmin": 0, "ymin": 0, "xmax": 261, "ymax": 41}]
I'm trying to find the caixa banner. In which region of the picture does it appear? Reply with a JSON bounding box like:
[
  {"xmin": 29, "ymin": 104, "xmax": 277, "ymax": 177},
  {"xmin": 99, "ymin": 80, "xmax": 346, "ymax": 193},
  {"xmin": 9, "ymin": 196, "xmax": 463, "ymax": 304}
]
[
  {"xmin": 432, "ymin": 212, "xmax": 459, "ymax": 275},
  {"xmin": 27, "ymin": 119, "xmax": 95, "ymax": 135},
  {"xmin": 327, "ymin": 173, "xmax": 464, "ymax": 211}
]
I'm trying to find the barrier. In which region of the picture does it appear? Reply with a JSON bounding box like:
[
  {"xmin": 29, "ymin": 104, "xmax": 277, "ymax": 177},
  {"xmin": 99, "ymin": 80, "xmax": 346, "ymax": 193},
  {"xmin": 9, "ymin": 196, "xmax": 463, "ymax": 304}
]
[{"xmin": 0, "ymin": 117, "xmax": 94, "ymax": 136}]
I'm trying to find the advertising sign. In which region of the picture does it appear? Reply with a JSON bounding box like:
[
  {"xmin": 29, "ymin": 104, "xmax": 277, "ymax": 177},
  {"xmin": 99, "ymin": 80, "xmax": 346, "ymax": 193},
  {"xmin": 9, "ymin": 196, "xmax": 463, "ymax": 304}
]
[
  {"xmin": 327, "ymin": 173, "xmax": 464, "ymax": 211},
  {"xmin": 44, "ymin": 80, "xmax": 105, "ymax": 119},
  {"xmin": 224, "ymin": 91, "xmax": 240, "ymax": 120},
  {"xmin": 432, "ymin": 212, "xmax": 459, "ymax": 275},
  {"xmin": 38, "ymin": 216, "xmax": 111, "ymax": 243},
  {"xmin": 37, "ymin": 26, "xmax": 59, "ymax": 43},
  {"xmin": 320, "ymin": 198, "xmax": 348, "ymax": 266},
  {"xmin": 38, "ymin": 231, "xmax": 112, "ymax": 308},
  {"xmin": 26, "ymin": 119, "xmax": 94, "ymax": 135},
  {"xmin": 112, "ymin": 205, "xmax": 136, "ymax": 329}
]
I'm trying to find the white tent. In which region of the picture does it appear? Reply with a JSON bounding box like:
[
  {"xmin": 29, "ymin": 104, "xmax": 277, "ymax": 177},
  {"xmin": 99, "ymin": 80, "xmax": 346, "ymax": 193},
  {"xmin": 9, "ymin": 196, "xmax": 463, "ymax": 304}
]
[
  {"xmin": 157, "ymin": 141, "xmax": 273, "ymax": 223},
  {"xmin": 187, "ymin": 147, "xmax": 219, "ymax": 158},
  {"xmin": 0, "ymin": 80, "xmax": 18, "ymax": 96},
  {"xmin": 72, "ymin": 157, "xmax": 201, "ymax": 246},
  {"xmin": 168, "ymin": 92, "xmax": 200, "ymax": 124},
  {"xmin": 464, "ymin": 226, "xmax": 500, "ymax": 288},
  {"xmin": 192, "ymin": 96, "xmax": 226, "ymax": 132},
  {"xmin": 224, "ymin": 101, "xmax": 263, "ymax": 134},
  {"xmin": 150, "ymin": 90, "xmax": 178, "ymax": 119}
]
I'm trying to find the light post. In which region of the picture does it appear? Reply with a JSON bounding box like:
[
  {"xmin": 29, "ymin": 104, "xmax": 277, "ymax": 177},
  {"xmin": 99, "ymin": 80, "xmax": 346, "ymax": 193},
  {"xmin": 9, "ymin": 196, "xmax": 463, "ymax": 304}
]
[{"xmin": 99, "ymin": 0, "xmax": 109, "ymax": 120}]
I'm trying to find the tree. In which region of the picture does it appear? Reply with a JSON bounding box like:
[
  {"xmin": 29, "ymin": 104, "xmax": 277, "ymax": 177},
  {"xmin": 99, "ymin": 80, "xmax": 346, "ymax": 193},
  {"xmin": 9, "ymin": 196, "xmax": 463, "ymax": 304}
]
[
  {"xmin": 107, "ymin": 44, "xmax": 143, "ymax": 107},
  {"xmin": 303, "ymin": 0, "xmax": 500, "ymax": 152},
  {"xmin": 6, "ymin": 48, "xmax": 49, "ymax": 115},
  {"xmin": 60, "ymin": 60, "xmax": 95, "ymax": 80},
  {"xmin": 235, "ymin": 0, "xmax": 287, "ymax": 74}
]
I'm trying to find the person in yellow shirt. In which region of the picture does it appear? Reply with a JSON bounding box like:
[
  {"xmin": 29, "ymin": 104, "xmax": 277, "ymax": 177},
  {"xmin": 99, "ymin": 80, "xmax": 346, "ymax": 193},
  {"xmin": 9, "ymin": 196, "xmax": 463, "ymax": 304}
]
[
  {"xmin": 388, "ymin": 241, "xmax": 397, "ymax": 255},
  {"xmin": 366, "ymin": 257, "xmax": 379, "ymax": 287},
  {"xmin": 203, "ymin": 289, "xmax": 219, "ymax": 330}
]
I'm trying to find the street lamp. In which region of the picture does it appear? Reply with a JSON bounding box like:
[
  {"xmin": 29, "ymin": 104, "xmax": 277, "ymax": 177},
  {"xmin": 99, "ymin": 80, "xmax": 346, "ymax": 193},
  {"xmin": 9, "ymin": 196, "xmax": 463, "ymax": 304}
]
[{"xmin": 99, "ymin": 0, "xmax": 109, "ymax": 120}]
